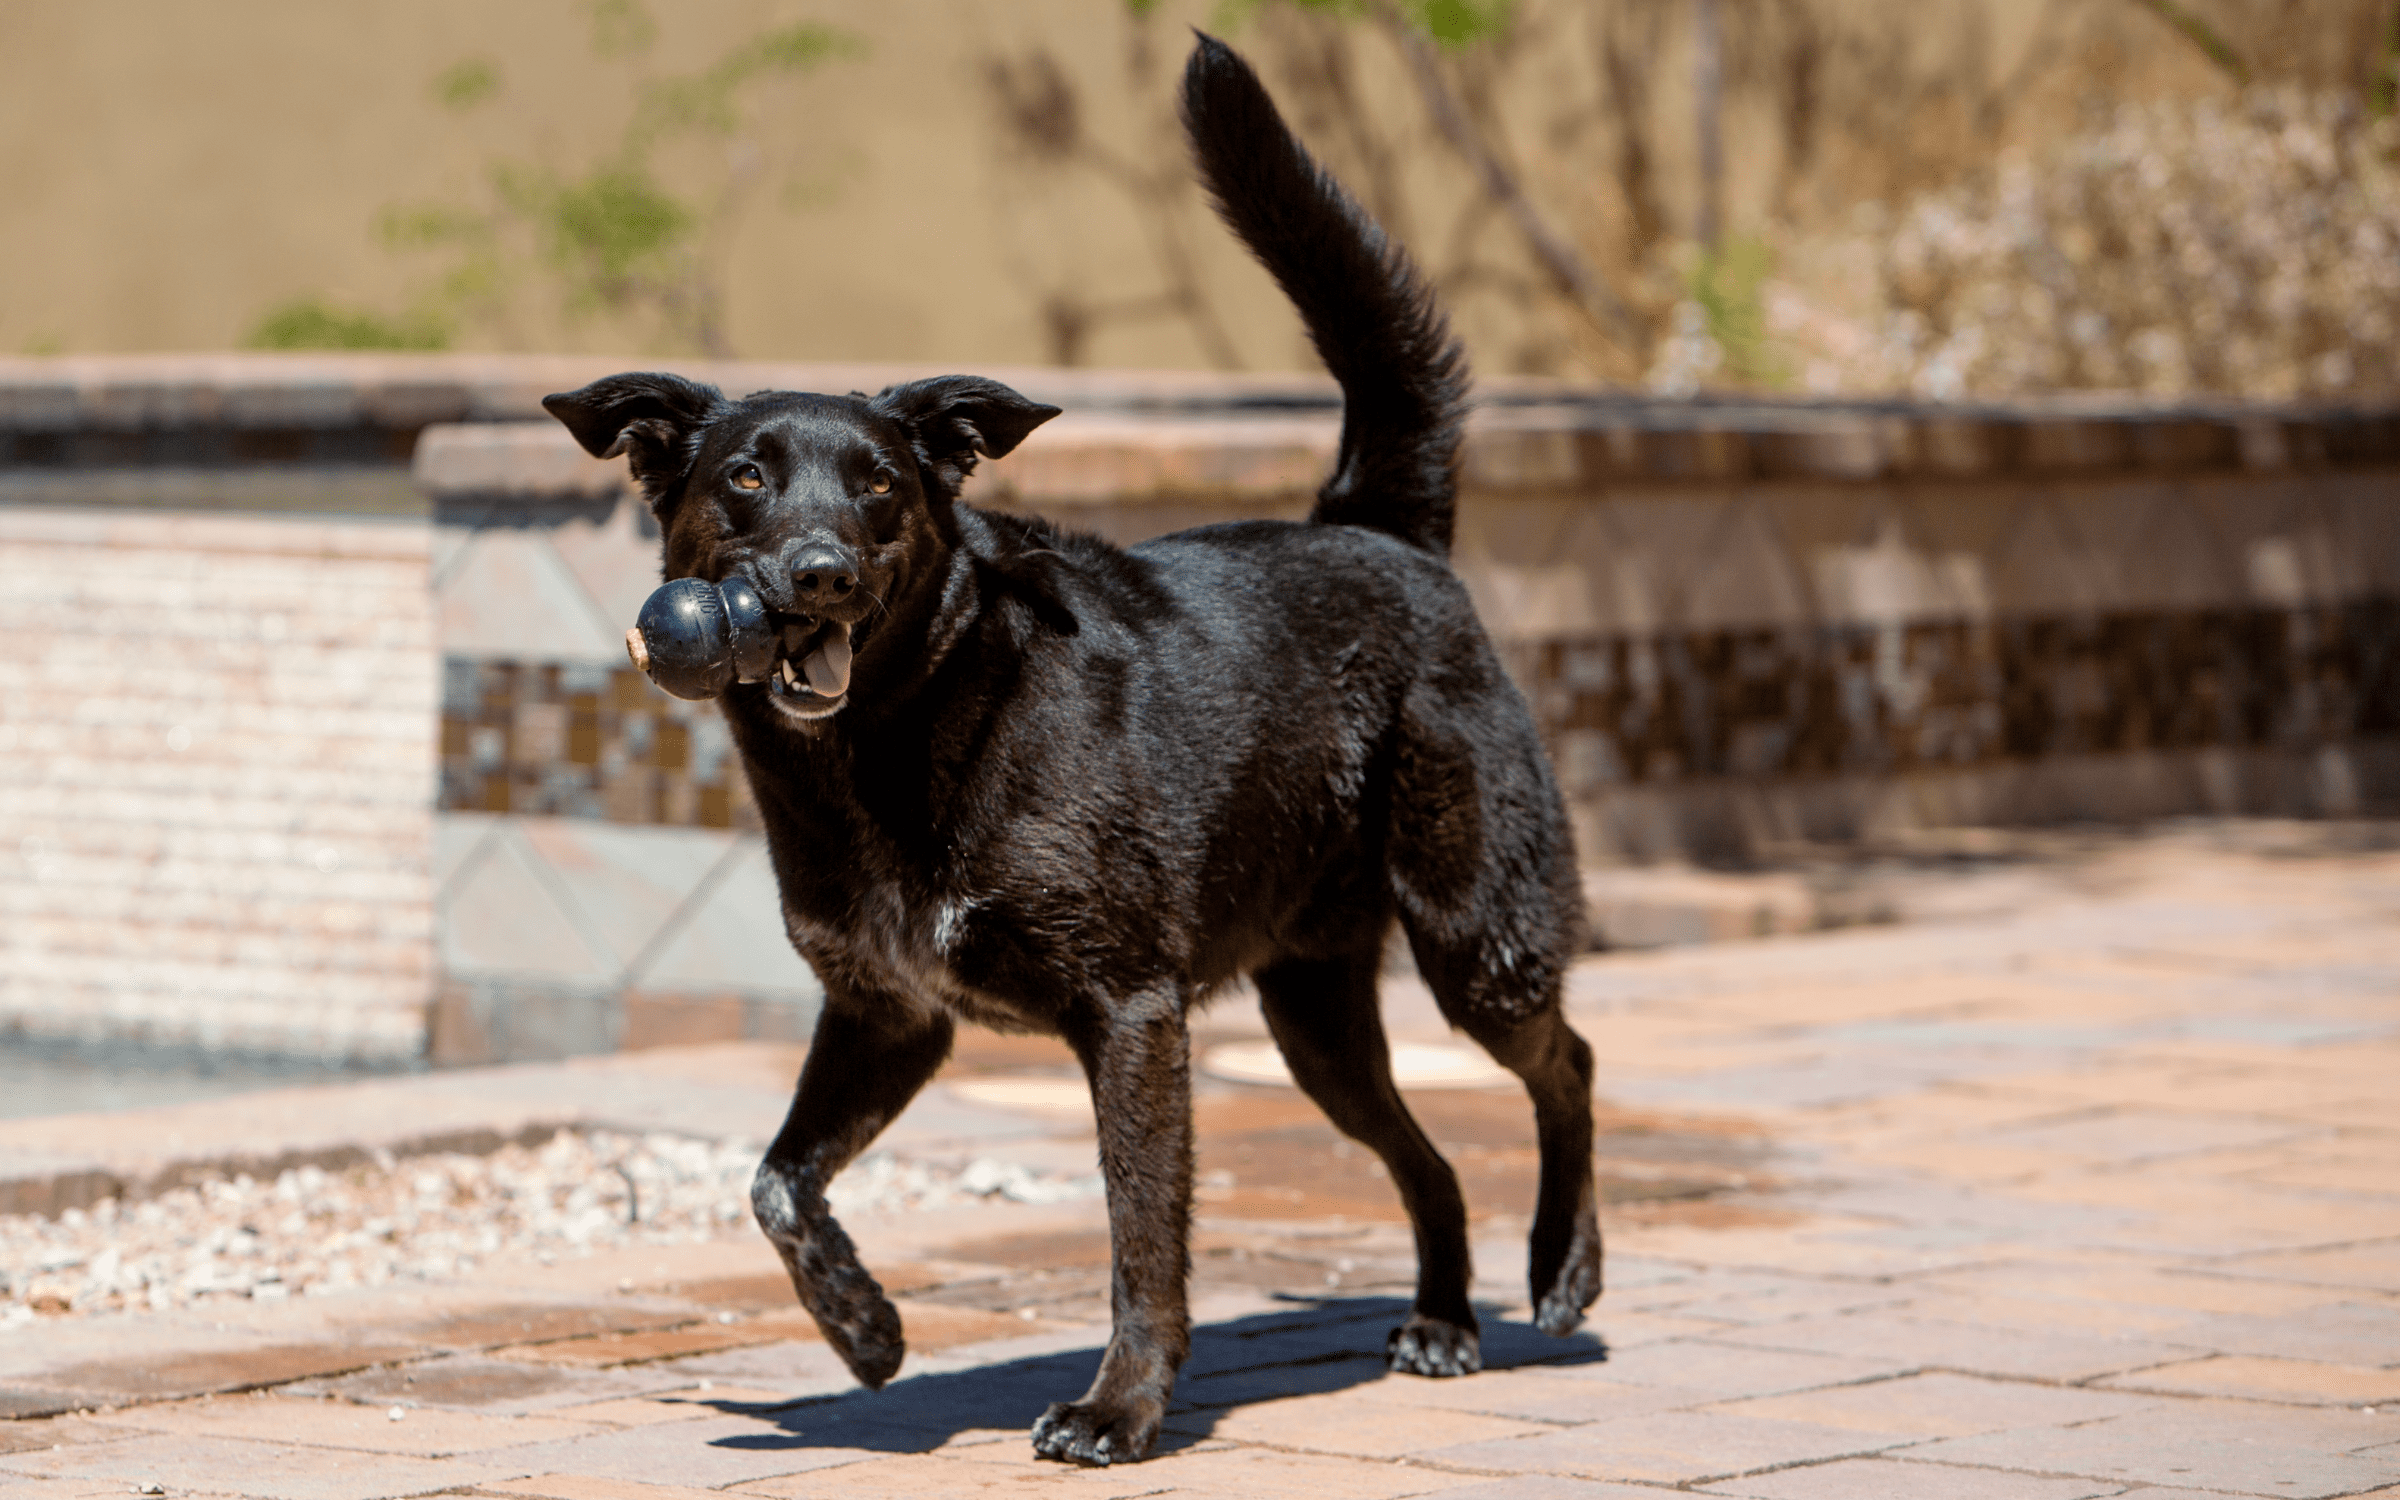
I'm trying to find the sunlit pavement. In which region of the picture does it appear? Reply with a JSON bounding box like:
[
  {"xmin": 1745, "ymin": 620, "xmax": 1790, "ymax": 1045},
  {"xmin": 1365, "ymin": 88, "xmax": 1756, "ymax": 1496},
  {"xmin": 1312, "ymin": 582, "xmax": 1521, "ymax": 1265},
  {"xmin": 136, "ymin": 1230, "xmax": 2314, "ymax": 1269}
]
[{"xmin": 2, "ymin": 822, "xmax": 2397, "ymax": 1498}]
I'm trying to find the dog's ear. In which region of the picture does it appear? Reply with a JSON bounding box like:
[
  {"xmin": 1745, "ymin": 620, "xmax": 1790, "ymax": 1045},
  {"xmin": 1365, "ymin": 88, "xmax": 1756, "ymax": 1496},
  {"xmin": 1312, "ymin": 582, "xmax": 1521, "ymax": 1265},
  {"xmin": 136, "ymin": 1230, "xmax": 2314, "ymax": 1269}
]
[
  {"xmin": 868, "ymin": 376, "xmax": 1060, "ymax": 495},
  {"xmin": 543, "ymin": 373, "xmax": 728, "ymax": 512}
]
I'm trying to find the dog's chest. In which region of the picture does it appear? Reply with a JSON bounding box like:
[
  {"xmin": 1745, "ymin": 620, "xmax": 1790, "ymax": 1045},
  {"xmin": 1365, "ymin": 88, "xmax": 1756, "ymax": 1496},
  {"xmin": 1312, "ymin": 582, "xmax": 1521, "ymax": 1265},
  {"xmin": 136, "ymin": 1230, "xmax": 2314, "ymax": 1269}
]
[{"xmin": 783, "ymin": 859, "xmax": 1051, "ymax": 1031}]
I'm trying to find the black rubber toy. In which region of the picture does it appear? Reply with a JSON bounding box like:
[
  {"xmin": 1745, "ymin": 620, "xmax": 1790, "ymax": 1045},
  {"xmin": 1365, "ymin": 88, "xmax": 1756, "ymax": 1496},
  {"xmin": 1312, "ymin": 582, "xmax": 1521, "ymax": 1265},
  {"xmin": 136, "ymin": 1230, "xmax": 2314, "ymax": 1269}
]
[{"xmin": 624, "ymin": 575, "xmax": 774, "ymax": 700}]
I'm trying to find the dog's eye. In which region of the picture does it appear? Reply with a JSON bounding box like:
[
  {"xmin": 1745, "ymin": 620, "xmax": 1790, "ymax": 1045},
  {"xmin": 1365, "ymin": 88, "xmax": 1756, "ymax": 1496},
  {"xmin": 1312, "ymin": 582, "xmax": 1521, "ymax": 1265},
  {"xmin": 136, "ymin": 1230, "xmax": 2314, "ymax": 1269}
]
[
  {"xmin": 732, "ymin": 465, "xmax": 765, "ymax": 491},
  {"xmin": 867, "ymin": 472, "xmax": 893, "ymax": 496}
]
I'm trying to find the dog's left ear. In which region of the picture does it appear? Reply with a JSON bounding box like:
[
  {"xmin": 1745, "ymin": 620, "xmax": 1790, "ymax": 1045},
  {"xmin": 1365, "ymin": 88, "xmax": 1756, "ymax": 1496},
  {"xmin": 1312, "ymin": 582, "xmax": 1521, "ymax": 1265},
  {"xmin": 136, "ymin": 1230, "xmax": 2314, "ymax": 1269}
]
[
  {"xmin": 543, "ymin": 373, "xmax": 728, "ymax": 515},
  {"xmin": 869, "ymin": 376, "xmax": 1060, "ymax": 495}
]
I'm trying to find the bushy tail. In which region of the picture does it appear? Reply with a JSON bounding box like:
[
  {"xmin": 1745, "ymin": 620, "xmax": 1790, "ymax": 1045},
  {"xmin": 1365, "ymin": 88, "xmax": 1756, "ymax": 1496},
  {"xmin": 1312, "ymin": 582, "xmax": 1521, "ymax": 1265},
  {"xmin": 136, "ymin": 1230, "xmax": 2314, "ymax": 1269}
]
[{"xmin": 1181, "ymin": 33, "xmax": 1468, "ymax": 556}]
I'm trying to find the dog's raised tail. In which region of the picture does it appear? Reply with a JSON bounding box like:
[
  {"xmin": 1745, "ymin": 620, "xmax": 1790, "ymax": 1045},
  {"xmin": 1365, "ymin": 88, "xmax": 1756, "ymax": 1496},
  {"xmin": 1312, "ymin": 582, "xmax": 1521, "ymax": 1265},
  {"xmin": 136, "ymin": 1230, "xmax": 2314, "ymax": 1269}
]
[{"xmin": 1181, "ymin": 33, "xmax": 1468, "ymax": 556}]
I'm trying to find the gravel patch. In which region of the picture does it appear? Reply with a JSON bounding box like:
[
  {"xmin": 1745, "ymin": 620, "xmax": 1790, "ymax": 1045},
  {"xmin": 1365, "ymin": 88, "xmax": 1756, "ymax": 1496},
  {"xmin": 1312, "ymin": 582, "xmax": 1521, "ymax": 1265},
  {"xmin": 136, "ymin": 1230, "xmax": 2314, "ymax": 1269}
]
[{"xmin": 0, "ymin": 1131, "xmax": 1099, "ymax": 1323}]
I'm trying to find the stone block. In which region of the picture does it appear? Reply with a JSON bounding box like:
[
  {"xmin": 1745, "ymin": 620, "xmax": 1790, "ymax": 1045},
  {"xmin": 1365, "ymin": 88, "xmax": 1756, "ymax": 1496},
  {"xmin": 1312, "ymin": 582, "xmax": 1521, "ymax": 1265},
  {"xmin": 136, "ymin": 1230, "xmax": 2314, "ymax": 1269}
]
[
  {"xmin": 488, "ymin": 1476, "xmax": 737, "ymax": 1500},
  {"xmin": 0, "ymin": 1432, "xmax": 510, "ymax": 1500},
  {"xmin": 1697, "ymin": 1456, "xmax": 2121, "ymax": 1500},
  {"xmin": 1532, "ymin": 1341, "xmax": 1905, "ymax": 1399},
  {"xmin": 1909, "ymin": 1401, "xmax": 2400, "ymax": 1498},
  {"xmin": 1185, "ymin": 1388, "xmax": 1549, "ymax": 1456},
  {"xmin": 482, "ymin": 1413, "xmax": 892, "ymax": 1486},
  {"xmin": 1714, "ymin": 1308, "xmax": 2210, "ymax": 1384},
  {"xmin": 82, "ymin": 1394, "xmax": 601, "ymax": 1458},
  {"xmin": 2103, "ymin": 1355, "xmax": 2400, "ymax": 1407},
  {"xmin": 1421, "ymin": 1409, "xmax": 1914, "ymax": 1483},
  {"xmin": 1708, "ymin": 1372, "xmax": 2156, "ymax": 1438}
]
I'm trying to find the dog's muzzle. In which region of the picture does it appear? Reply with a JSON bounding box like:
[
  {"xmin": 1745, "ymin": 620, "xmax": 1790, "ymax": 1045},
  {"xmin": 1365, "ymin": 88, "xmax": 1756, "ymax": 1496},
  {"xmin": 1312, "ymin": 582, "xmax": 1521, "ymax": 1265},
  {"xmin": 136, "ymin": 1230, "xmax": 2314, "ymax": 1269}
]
[{"xmin": 624, "ymin": 575, "xmax": 855, "ymax": 718}]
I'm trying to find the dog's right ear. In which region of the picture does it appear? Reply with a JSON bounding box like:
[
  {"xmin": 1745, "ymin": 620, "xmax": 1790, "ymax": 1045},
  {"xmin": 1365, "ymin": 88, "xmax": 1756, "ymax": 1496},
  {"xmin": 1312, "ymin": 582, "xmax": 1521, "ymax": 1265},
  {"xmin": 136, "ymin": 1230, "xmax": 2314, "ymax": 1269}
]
[{"xmin": 543, "ymin": 373, "xmax": 728, "ymax": 512}]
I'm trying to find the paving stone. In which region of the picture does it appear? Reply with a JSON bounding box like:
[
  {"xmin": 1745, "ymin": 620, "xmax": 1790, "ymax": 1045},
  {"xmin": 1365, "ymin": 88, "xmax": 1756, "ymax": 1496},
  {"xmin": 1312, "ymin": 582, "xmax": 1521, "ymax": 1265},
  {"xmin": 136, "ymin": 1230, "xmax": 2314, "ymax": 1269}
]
[
  {"xmin": 1174, "ymin": 1354, "xmax": 1396, "ymax": 1410},
  {"xmin": 2214, "ymin": 1240, "xmax": 2400, "ymax": 1294},
  {"xmin": 1902, "ymin": 1287, "xmax": 2203, "ymax": 1339},
  {"xmin": 469, "ymin": 1412, "xmax": 900, "ymax": 1486},
  {"xmin": 1654, "ymin": 1279, "xmax": 1915, "ymax": 1326},
  {"xmin": 731, "ymin": 1450, "xmax": 1173, "ymax": 1496},
  {"xmin": 1580, "ymin": 1309, "xmax": 1739, "ymax": 1346},
  {"xmin": 1713, "ymin": 1311, "xmax": 2206, "ymax": 1382},
  {"xmin": 1694, "ymin": 1455, "xmax": 2122, "ymax": 1499},
  {"xmin": 1908, "ymin": 1401, "xmax": 2400, "ymax": 1498},
  {"xmin": 1427, "ymin": 1406, "xmax": 1918, "ymax": 1482},
  {"xmin": 1092, "ymin": 1444, "xmax": 1461, "ymax": 1497},
  {"xmin": 0, "ymin": 1414, "xmax": 155, "ymax": 1455},
  {"xmin": 1920, "ymin": 1261, "xmax": 2345, "ymax": 1318},
  {"xmin": 2101, "ymin": 1354, "xmax": 2400, "ymax": 1406},
  {"xmin": 2156, "ymin": 1300, "xmax": 2400, "ymax": 1366},
  {"xmin": 0, "ymin": 1431, "xmax": 512, "ymax": 1500},
  {"xmin": 491, "ymin": 1322, "xmax": 786, "ymax": 1368},
  {"xmin": 1531, "ymin": 1338, "xmax": 1907, "ymax": 1398},
  {"xmin": 1175, "ymin": 1389, "xmax": 1551, "ymax": 1457},
  {"xmin": 1416, "ymin": 1478, "xmax": 1684, "ymax": 1500},
  {"xmin": 1707, "ymin": 1371, "xmax": 2158, "ymax": 1437},
  {"xmin": 647, "ymin": 1336, "xmax": 871, "ymax": 1395},
  {"xmin": 293, "ymin": 1356, "xmax": 694, "ymax": 1414},
  {"xmin": 551, "ymin": 1385, "xmax": 807, "ymax": 1427},
  {"xmin": 1369, "ymin": 1370, "xmax": 1705, "ymax": 1425},
  {"xmin": 1971, "ymin": 1108, "xmax": 2326, "ymax": 1165},
  {"xmin": 78, "ymin": 1392, "xmax": 603, "ymax": 1457},
  {"xmin": 488, "ymin": 1478, "xmax": 735, "ymax": 1500}
]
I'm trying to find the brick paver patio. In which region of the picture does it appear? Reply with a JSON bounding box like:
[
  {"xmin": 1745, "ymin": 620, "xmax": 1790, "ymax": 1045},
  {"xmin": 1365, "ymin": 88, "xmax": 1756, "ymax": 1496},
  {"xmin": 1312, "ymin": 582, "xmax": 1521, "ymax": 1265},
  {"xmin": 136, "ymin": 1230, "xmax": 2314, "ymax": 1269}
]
[{"xmin": 1, "ymin": 822, "xmax": 2395, "ymax": 1497}]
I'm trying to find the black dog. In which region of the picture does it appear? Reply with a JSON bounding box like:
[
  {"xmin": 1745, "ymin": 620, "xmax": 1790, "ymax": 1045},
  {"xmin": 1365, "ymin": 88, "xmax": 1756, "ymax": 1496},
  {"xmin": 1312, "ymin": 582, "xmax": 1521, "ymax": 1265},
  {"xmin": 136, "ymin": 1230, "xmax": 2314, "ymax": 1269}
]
[{"xmin": 542, "ymin": 34, "xmax": 1599, "ymax": 1467}]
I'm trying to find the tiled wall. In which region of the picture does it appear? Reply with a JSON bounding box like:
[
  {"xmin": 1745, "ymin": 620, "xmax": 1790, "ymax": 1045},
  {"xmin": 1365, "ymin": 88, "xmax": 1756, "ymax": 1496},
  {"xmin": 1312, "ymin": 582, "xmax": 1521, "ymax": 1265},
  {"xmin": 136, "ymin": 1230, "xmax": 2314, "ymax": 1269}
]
[
  {"xmin": 427, "ymin": 478, "xmax": 818, "ymax": 1062},
  {"xmin": 429, "ymin": 452, "xmax": 2400, "ymax": 873},
  {"xmin": 431, "ymin": 813, "xmax": 817, "ymax": 1066},
  {"xmin": 1437, "ymin": 472, "xmax": 2400, "ymax": 858}
]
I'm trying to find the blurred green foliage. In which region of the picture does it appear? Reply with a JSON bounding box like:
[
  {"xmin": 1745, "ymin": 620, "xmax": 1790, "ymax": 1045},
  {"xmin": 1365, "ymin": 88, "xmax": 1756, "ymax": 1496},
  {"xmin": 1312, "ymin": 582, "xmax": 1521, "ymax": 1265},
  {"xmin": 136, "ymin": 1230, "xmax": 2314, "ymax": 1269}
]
[
  {"xmin": 432, "ymin": 58, "xmax": 501, "ymax": 111},
  {"xmin": 377, "ymin": 2, "xmax": 863, "ymax": 355},
  {"xmin": 244, "ymin": 298, "xmax": 449, "ymax": 351},
  {"xmin": 1204, "ymin": 0, "xmax": 1514, "ymax": 50},
  {"xmin": 1689, "ymin": 236, "xmax": 1785, "ymax": 387}
]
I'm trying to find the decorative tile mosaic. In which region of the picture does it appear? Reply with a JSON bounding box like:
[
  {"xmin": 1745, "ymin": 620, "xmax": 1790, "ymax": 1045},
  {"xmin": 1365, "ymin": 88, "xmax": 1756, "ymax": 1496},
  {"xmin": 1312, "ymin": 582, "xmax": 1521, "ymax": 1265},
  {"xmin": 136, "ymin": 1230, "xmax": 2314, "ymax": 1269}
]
[
  {"xmin": 438, "ymin": 659, "xmax": 758, "ymax": 831},
  {"xmin": 446, "ymin": 596, "xmax": 2398, "ymax": 832},
  {"xmin": 1534, "ymin": 596, "xmax": 2400, "ymax": 795}
]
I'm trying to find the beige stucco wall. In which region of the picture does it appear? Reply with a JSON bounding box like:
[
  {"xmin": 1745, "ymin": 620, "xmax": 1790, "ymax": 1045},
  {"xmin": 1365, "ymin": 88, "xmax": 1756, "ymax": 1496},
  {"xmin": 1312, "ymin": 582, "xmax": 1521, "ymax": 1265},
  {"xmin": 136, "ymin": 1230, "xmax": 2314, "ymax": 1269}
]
[{"xmin": 0, "ymin": 0, "xmax": 2290, "ymax": 372}]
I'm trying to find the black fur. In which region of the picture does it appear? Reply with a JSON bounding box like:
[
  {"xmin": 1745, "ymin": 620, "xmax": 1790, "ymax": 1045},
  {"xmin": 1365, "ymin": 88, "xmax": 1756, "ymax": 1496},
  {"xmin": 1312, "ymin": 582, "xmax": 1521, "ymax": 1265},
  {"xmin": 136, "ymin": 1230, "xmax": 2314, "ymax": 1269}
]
[{"xmin": 542, "ymin": 33, "xmax": 1599, "ymax": 1467}]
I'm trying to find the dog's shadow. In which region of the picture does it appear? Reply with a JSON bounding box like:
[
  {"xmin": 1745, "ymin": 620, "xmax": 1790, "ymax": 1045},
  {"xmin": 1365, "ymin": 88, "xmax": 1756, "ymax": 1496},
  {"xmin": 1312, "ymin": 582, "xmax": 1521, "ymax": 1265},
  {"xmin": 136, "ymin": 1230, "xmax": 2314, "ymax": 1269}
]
[{"xmin": 706, "ymin": 1296, "xmax": 1607, "ymax": 1458}]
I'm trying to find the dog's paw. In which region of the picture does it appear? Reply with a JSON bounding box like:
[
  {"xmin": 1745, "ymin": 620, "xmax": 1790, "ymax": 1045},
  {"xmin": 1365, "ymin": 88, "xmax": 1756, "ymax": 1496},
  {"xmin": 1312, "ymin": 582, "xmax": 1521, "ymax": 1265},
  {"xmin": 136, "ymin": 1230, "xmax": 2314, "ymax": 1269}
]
[
  {"xmin": 1533, "ymin": 1220, "xmax": 1603, "ymax": 1337},
  {"xmin": 1387, "ymin": 1313, "xmax": 1482, "ymax": 1377},
  {"xmin": 812, "ymin": 1268, "xmax": 907, "ymax": 1389},
  {"xmin": 1031, "ymin": 1397, "xmax": 1161, "ymax": 1466}
]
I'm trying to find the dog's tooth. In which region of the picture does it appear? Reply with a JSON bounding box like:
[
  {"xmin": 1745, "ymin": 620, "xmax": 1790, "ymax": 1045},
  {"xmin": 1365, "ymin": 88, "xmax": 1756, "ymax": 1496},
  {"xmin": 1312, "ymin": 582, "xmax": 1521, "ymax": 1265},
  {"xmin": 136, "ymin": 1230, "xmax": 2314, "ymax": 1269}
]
[{"xmin": 779, "ymin": 658, "xmax": 798, "ymax": 689}]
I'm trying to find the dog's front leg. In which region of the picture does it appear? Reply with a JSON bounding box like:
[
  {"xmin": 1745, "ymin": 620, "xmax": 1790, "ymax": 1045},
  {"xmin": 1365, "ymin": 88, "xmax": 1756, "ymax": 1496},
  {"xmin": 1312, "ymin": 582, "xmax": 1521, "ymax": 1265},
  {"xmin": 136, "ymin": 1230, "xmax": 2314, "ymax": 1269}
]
[
  {"xmin": 1032, "ymin": 993, "xmax": 1193, "ymax": 1466},
  {"xmin": 750, "ymin": 998, "xmax": 953, "ymax": 1390}
]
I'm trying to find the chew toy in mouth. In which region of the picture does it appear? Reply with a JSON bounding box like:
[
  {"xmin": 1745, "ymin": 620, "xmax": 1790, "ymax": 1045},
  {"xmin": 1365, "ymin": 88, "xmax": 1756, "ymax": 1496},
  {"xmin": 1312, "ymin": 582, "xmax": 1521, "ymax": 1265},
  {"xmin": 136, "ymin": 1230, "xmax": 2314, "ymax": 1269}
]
[{"xmin": 624, "ymin": 576, "xmax": 850, "ymax": 710}]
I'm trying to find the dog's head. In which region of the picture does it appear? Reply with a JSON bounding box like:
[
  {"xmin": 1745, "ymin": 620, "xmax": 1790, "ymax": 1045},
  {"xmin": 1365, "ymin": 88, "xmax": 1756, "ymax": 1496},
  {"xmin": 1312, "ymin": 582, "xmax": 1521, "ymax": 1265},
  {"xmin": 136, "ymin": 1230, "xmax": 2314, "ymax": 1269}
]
[{"xmin": 543, "ymin": 373, "xmax": 1059, "ymax": 724}]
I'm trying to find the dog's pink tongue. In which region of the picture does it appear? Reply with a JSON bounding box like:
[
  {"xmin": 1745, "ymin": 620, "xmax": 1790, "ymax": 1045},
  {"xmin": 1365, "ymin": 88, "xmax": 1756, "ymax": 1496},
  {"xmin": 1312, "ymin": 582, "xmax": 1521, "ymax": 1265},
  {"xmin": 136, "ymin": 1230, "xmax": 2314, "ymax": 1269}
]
[{"xmin": 802, "ymin": 622, "xmax": 852, "ymax": 697}]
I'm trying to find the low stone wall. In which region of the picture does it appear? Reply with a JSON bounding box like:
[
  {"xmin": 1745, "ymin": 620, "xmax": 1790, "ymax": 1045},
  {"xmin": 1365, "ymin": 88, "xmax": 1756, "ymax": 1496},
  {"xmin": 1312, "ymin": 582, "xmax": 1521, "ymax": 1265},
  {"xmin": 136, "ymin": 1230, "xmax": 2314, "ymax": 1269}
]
[
  {"xmin": 3, "ymin": 354, "xmax": 2395, "ymax": 1064},
  {"xmin": 0, "ymin": 500, "xmax": 435, "ymax": 1062},
  {"xmin": 425, "ymin": 392, "xmax": 2400, "ymax": 865}
]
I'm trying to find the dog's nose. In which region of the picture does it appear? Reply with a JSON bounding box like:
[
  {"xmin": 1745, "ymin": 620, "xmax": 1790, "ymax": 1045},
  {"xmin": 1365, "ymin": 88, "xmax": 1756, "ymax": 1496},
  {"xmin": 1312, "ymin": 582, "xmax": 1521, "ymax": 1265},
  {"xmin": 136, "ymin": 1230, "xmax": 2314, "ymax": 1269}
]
[{"xmin": 790, "ymin": 545, "xmax": 857, "ymax": 609}]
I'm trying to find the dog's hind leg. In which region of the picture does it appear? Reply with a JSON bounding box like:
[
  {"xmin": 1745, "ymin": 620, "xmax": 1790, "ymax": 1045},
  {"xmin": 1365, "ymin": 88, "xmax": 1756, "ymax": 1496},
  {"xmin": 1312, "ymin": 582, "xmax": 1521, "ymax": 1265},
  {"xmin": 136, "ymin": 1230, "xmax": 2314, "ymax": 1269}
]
[
  {"xmin": 1456, "ymin": 1001, "xmax": 1600, "ymax": 1336},
  {"xmin": 750, "ymin": 998, "xmax": 954, "ymax": 1390},
  {"xmin": 1390, "ymin": 703, "xmax": 1603, "ymax": 1339},
  {"xmin": 1255, "ymin": 947, "xmax": 1483, "ymax": 1375},
  {"xmin": 1032, "ymin": 987, "xmax": 1193, "ymax": 1466},
  {"xmin": 1399, "ymin": 927, "xmax": 1601, "ymax": 1337}
]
